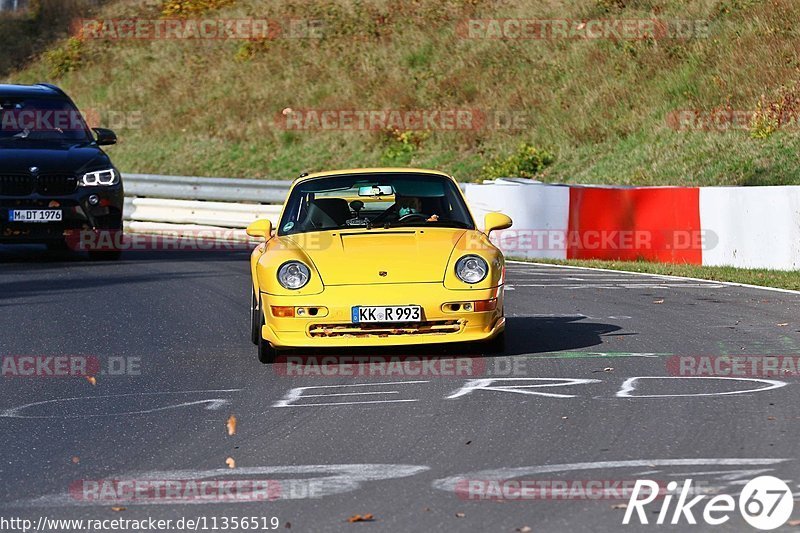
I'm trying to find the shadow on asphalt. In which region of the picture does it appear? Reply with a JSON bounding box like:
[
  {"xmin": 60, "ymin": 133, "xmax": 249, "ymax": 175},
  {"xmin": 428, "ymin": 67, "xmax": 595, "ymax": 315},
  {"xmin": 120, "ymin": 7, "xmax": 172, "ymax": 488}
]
[
  {"xmin": 0, "ymin": 245, "xmax": 253, "ymax": 266},
  {"xmin": 502, "ymin": 315, "xmax": 623, "ymax": 355},
  {"xmin": 0, "ymin": 271, "xmax": 222, "ymax": 301}
]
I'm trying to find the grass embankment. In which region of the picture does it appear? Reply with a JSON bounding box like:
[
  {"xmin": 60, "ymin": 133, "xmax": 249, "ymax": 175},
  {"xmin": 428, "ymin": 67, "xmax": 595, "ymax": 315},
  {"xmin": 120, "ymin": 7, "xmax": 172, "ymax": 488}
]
[{"xmin": 4, "ymin": 0, "xmax": 800, "ymax": 184}]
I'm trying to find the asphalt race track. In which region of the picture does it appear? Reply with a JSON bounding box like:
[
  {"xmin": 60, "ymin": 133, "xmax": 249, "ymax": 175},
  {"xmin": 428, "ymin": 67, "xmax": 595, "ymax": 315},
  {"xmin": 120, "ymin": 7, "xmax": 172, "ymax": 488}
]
[{"xmin": 1, "ymin": 245, "xmax": 799, "ymax": 532}]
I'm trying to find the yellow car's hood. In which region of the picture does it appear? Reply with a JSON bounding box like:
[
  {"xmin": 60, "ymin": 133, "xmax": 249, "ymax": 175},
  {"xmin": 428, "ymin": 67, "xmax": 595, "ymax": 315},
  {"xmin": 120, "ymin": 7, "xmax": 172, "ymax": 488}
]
[{"xmin": 286, "ymin": 228, "xmax": 467, "ymax": 285}]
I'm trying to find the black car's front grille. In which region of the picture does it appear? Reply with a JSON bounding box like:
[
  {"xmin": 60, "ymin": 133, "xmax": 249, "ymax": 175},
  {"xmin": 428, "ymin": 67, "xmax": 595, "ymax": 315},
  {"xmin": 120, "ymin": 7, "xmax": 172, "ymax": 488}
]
[
  {"xmin": 37, "ymin": 174, "xmax": 78, "ymax": 196},
  {"xmin": 0, "ymin": 174, "xmax": 78, "ymax": 196},
  {"xmin": 0, "ymin": 175, "xmax": 34, "ymax": 196}
]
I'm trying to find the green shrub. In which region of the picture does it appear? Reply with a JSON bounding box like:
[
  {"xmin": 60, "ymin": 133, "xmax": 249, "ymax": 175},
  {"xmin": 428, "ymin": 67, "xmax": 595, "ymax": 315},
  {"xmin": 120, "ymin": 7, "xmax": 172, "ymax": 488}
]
[
  {"xmin": 380, "ymin": 129, "xmax": 429, "ymax": 166},
  {"xmin": 235, "ymin": 39, "xmax": 269, "ymax": 62},
  {"xmin": 750, "ymin": 84, "xmax": 800, "ymax": 139},
  {"xmin": 43, "ymin": 36, "xmax": 83, "ymax": 78},
  {"xmin": 480, "ymin": 143, "xmax": 555, "ymax": 180}
]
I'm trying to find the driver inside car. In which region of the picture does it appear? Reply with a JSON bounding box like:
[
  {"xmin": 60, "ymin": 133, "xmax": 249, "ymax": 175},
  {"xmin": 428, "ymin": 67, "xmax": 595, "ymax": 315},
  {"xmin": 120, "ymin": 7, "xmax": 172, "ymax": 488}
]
[{"xmin": 395, "ymin": 196, "xmax": 439, "ymax": 222}]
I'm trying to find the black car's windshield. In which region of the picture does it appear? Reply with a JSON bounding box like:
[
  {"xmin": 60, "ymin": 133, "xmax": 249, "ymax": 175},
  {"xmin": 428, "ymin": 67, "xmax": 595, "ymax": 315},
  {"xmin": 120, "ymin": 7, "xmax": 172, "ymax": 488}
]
[
  {"xmin": 278, "ymin": 173, "xmax": 475, "ymax": 235},
  {"xmin": 0, "ymin": 96, "xmax": 93, "ymax": 142}
]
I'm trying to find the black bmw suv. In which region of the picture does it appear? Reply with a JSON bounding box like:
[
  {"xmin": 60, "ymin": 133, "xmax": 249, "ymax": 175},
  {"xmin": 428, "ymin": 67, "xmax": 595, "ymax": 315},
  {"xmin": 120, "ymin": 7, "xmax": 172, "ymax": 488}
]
[{"xmin": 0, "ymin": 83, "xmax": 123, "ymax": 259}]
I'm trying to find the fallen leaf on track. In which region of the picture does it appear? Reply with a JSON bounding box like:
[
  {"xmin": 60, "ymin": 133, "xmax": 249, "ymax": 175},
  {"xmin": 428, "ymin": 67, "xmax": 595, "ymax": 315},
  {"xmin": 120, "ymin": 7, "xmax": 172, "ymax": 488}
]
[
  {"xmin": 225, "ymin": 457, "xmax": 236, "ymax": 469},
  {"xmin": 71, "ymin": 456, "xmax": 80, "ymax": 464},
  {"xmin": 777, "ymin": 323, "xmax": 788, "ymax": 327},
  {"xmin": 111, "ymin": 506, "xmax": 126, "ymax": 512},
  {"xmin": 653, "ymin": 299, "xmax": 665, "ymax": 304},
  {"xmin": 227, "ymin": 415, "xmax": 237, "ymax": 436},
  {"xmin": 516, "ymin": 527, "xmax": 532, "ymax": 533},
  {"xmin": 86, "ymin": 376, "xmax": 97, "ymax": 386},
  {"xmin": 347, "ymin": 514, "xmax": 374, "ymax": 523},
  {"xmin": 455, "ymin": 512, "xmax": 465, "ymax": 518},
  {"xmin": 611, "ymin": 503, "xmax": 627, "ymax": 509}
]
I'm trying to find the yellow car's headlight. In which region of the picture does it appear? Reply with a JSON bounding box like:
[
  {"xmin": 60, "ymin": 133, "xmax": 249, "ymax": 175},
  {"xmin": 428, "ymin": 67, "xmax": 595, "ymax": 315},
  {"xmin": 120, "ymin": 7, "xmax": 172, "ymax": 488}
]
[
  {"xmin": 455, "ymin": 255, "xmax": 488, "ymax": 284},
  {"xmin": 277, "ymin": 261, "xmax": 311, "ymax": 290}
]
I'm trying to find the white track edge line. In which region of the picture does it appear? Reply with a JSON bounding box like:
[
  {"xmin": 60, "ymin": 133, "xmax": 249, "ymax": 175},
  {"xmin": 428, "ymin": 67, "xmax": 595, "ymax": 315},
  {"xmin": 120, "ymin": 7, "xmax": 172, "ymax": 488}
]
[{"xmin": 507, "ymin": 260, "xmax": 800, "ymax": 296}]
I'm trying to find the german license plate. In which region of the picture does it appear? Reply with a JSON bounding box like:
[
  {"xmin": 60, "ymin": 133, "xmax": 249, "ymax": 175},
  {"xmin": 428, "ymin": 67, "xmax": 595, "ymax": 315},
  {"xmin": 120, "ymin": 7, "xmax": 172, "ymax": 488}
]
[
  {"xmin": 9, "ymin": 210, "xmax": 62, "ymax": 223},
  {"xmin": 352, "ymin": 305, "xmax": 421, "ymax": 323}
]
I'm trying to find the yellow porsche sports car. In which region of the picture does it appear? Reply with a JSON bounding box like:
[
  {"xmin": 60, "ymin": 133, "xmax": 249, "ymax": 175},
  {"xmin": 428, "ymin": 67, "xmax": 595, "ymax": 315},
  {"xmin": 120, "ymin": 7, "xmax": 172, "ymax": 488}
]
[{"xmin": 246, "ymin": 168, "xmax": 512, "ymax": 363}]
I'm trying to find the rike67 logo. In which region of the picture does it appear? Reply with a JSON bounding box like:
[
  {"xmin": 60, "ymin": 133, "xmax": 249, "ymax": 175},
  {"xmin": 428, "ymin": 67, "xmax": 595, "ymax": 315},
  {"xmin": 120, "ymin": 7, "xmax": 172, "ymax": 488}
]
[{"xmin": 624, "ymin": 476, "xmax": 794, "ymax": 530}]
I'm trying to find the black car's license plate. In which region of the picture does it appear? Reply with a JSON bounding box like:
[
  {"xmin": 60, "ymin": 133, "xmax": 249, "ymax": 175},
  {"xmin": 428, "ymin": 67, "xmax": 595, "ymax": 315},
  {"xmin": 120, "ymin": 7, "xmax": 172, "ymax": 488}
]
[{"xmin": 9, "ymin": 209, "xmax": 63, "ymax": 223}]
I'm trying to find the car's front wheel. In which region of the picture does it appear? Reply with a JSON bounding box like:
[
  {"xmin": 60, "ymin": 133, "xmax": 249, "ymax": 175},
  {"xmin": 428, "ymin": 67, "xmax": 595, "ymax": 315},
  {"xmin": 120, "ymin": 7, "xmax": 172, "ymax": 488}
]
[
  {"xmin": 257, "ymin": 313, "xmax": 278, "ymax": 364},
  {"xmin": 250, "ymin": 292, "xmax": 260, "ymax": 345},
  {"xmin": 46, "ymin": 238, "xmax": 70, "ymax": 253},
  {"xmin": 88, "ymin": 249, "xmax": 122, "ymax": 261}
]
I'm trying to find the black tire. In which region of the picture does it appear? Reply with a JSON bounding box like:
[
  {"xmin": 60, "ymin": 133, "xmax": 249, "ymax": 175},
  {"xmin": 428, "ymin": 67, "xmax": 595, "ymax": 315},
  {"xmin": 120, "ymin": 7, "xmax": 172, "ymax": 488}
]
[
  {"xmin": 250, "ymin": 292, "xmax": 260, "ymax": 345},
  {"xmin": 46, "ymin": 238, "xmax": 70, "ymax": 252},
  {"xmin": 257, "ymin": 313, "xmax": 278, "ymax": 364}
]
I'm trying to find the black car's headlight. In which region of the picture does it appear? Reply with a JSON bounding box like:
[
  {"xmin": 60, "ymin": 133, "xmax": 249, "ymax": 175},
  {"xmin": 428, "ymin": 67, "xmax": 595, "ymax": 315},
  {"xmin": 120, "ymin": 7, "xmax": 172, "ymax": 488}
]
[
  {"xmin": 277, "ymin": 261, "xmax": 311, "ymax": 290},
  {"xmin": 455, "ymin": 255, "xmax": 488, "ymax": 284},
  {"xmin": 79, "ymin": 169, "xmax": 118, "ymax": 186}
]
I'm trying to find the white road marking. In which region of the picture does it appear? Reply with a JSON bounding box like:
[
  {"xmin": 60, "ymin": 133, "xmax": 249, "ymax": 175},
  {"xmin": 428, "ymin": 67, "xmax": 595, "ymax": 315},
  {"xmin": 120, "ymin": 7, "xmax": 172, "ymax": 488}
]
[
  {"xmin": 273, "ymin": 381, "xmax": 429, "ymax": 407},
  {"xmin": 616, "ymin": 377, "xmax": 788, "ymax": 398},
  {"xmin": 432, "ymin": 458, "xmax": 791, "ymax": 493},
  {"xmin": 0, "ymin": 390, "xmax": 242, "ymax": 419},
  {"xmin": 506, "ymin": 313, "xmax": 633, "ymax": 320},
  {"xmin": 446, "ymin": 378, "xmax": 603, "ymax": 400},
  {"xmin": 508, "ymin": 260, "xmax": 800, "ymax": 295},
  {"xmin": 508, "ymin": 283, "xmax": 724, "ymax": 289}
]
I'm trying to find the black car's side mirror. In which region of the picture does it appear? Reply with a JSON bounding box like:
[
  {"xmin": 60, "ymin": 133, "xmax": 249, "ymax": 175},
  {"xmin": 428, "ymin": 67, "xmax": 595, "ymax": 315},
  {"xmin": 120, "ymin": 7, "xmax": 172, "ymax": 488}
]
[{"xmin": 93, "ymin": 128, "xmax": 117, "ymax": 146}]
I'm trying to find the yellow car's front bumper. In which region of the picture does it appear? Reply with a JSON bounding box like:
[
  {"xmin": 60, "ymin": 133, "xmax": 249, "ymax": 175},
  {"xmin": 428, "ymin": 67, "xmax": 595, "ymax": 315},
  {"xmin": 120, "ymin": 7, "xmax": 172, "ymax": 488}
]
[{"xmin": 260, "ymin": 283, "xmax": 505, "ymax": 349}]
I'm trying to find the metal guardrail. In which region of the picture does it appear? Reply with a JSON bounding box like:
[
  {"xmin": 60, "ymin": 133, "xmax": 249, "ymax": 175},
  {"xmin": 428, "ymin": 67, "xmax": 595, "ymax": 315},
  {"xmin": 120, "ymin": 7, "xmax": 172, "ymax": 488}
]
[
  {"xmin": 123, "ymin": 173, "xmax": 287, "ymax": 233},
  {"xmin": 123, "ymin": 198, "xmax": 282, "ymax": 228},
  {"xmin": 125, "ymin": 173, "xmax": 290, "ymax": 204}
]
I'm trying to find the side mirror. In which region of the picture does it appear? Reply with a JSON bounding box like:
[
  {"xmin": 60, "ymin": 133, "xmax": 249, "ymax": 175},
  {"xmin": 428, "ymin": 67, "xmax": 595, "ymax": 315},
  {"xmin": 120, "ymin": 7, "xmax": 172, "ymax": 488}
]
[
  {"xmin": 484, "ymin": 212, "xmax": 512, "ymax": 235},
  {"xmin": 246, "ymin": 219, "xmax": 273, "ymax": 240},
  {"xmin": 93, "ymin": 128, "xmax": 117, "ymax": 146}
]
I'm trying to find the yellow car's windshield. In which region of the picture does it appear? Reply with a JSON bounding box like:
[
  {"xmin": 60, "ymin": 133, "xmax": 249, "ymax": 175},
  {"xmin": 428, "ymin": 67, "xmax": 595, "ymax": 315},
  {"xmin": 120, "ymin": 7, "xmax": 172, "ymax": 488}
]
[{"xmin": 278, "ymin": 173, "xmax": 474, "ymax": 235}]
